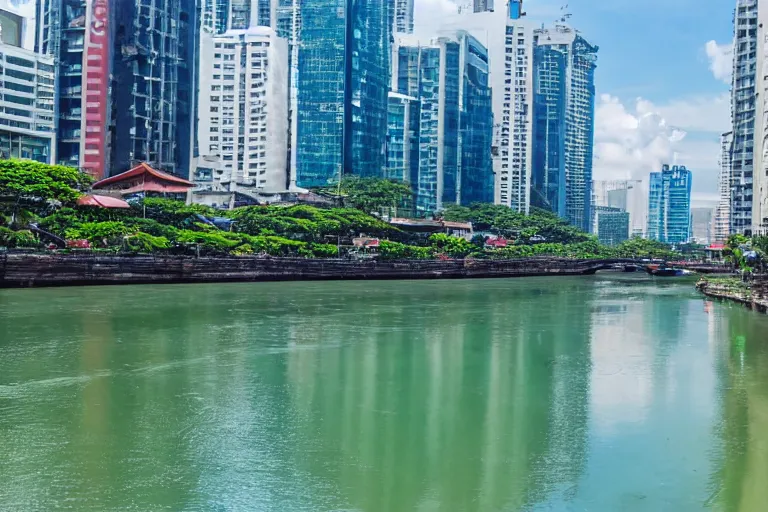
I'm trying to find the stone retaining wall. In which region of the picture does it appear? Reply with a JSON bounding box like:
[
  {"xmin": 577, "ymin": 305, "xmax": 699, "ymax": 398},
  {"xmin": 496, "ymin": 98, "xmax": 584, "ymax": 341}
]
[{"xmin": 0, "ymin": 254, "xmax": 634, "ymax": 288}]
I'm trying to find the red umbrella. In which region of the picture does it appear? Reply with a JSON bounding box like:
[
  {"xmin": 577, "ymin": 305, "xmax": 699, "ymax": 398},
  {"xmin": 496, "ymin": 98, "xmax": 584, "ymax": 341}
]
[{"xmin": 77, "ymin": 194, "xmax": 131, "ymax": 209}]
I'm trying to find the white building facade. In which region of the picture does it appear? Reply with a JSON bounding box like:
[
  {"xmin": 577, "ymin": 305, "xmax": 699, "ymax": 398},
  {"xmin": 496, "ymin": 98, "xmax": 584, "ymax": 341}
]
[
  {"xmin": 192, "ymin": 26, "xmax": 289, "ymax": 208},
  {"xmin": 0, "ymin": 0, "xmax": 56, "ymax": 163},
  {"xmin": 715, "ymin": 131, "xmax": 734, "ymax": 242},
  {"xmin": 495, "ymin": 17, "xmax": 533, "ymax": 213},
  {"xmin": 754, "ymin": 0, "xmax": 768, "ymax": 234}
]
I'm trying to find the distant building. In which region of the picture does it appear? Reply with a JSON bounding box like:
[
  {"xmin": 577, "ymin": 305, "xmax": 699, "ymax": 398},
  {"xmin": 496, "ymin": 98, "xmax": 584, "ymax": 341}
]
[
  {"xmin": 730, "ymin": 0, "xmax": 758, "ymax": 234},
  {"xmin": 392, "ymin": 0, "xmax": 415, "ymax": 34},
  {"xmin": 593, "ymin": 180, "xmax": 645, "ymax": 237},
  {"xmin": 593, "ymin": 206, "xmax": 629, "ymax": 247},
  {"xmin": 714, "ymin": 131, "xmax": 733, "ymax": 242},
  {"xmin": 532, "ymin": 24, "xmax": 598, "ymax": 232},
  {"xmin": 202, "ymin": 0, "xmax": 275, "ymax": 33},
  {"xmin": 647, "ymin": 165, "xmax": 692, "ymax": 244},
  {"xmin": 0, "ymin": 0, "xmax": 55, "ymax": 164},
  {"xmin": 192, "ymin": 26, "xmax": 289, "ymax": 209},
  {"xmin": 691, "ymin": 207, "xmax": 714, "ymax": 245},
  {"xmin": 294, "ymin": 0, "xmax": 390, "ymax": 188},
  {"xmin": 473, "ymin": 0, "xmax": 493, "ymax": 12},
  {"xmin": 385, "ymin": 92, "xmax": 419, "ymax": 183}
]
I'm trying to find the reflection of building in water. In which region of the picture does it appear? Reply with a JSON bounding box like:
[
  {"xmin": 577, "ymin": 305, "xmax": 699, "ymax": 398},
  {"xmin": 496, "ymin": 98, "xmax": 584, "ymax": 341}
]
[
  {"xmin": 284, "ymin": 280, "xmax": 592, "ymax": 510},
  {"xmin": 714, "ymin": 308, "xmax": 768, "ymax": 510},
  {"xmin": 590, "ymin": 293, "xmax": 654, "ymax": 434}
]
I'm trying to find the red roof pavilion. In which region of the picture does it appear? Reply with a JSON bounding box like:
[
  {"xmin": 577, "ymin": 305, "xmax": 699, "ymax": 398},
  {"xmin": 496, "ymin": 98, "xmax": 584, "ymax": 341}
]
[{"xmin": 92, "ymin": 163, "xmax": 194, "ymax": 195}]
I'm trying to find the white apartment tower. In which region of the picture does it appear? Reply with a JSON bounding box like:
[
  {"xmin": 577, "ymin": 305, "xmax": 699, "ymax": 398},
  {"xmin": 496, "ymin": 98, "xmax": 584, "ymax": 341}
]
[
  {"xmin": 754, "ymin": 0, "xmax": 768, "ymax": 234},
  {"xmin": 192, "ymin": 25, "xmax": 289, "ymax": 208},
  {"xmin": 715, "ymin": 131, "xmax": 734, "ymax": 242},
  {"xmin": 495, "ymin": 17, "xmax": 533, "ymax": 213}
]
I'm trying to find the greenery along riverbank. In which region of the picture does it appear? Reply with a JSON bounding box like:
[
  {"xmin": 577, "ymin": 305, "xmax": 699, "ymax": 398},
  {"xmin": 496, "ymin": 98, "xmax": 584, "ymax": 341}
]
[{"xmin": 0, "ymin": 159, "xmax": 687, "ymax": 260}]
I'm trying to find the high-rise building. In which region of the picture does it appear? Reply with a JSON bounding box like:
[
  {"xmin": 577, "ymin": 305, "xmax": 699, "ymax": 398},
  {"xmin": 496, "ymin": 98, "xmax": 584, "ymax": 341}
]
[
  {"xmin": 473, "ymin": 0, "xmax": 493, "ymax": 12},
  {"xmin": 730, "ymin": 0, "xmax": 757, "ymax": 234},
  {"xmin": 192, "ymin": 26, "xmax": 289, "ymax": 208},
  {"xmin": 0, "ymin": 0, "xmax": 56, "ymax": 164},
  {"xmin": 110, "ymin": 0, "xmax": 195, "ymax": 178},
  {"xmin": 495, "ymin": 7, "xmax": 534, "ymax": 213},
  {"xmin": 715, "ymin": 131, "xmax": 733, "ymax": 242},
  {"xmin": 532, "ymin": 24, "xmax": 598, "ymax": 232},
  {"xmin": 458, "ymin": 32, "xmax": 494, "ymax": 205},
  {"xmin": 647, "ymin": 165, "xmax": 692, "ymax": 244},
  {"xmin": 385, "ymin": 92, "xmax": 419, "ymax": 183},
  {"xmin": 294, "ymin": 0, "xmax": 390, "ymax": 189},
  {"xmin": 392, "ymin": 32, "xmax": 493, "ymax": 214},
  {"xmin": 691, "ymin": 207, "xmax": 714, "ymax": 245},
  {"xmin": 202, "ymin": 0, "xmax": 275, "ymax": 34},
  {"xmin": 753, "ymin": 0, "xmax": 768, "ymax": 234},
  {"xmin": 593, "ymin": 206, "xmax": 629, "ymax": 247},
  {"xmin": 392, "ymin": 0, "xmax": 414, "ymax": 34}
]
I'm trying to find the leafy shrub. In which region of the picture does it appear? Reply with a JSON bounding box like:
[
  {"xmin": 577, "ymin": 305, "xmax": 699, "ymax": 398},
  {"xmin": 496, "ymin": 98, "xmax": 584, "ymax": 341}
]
[
  {"xmin": 429, "ymin": 233, "xmax": 473, "ymax": 258},
  {"xmin": 309, "ymin": 243, "xmax": 339, "ymax": 258},
  {"xmin": 175, "ymin": 230, "xmax": 240, "ymax": 252},
  {"xmin": 65, "ymin": 221, "xmax": 129, "ymax": 245},
  {"xmin": 140, "ymin": 198, "xmax": 217, "ymax": 228},
  {"xmin": 0, "ymin": 227, "xmax": 38, "ymax": 248},
  {"xmin": 124, "ymin": 232, "xmax": 171, "ymax": 253}
]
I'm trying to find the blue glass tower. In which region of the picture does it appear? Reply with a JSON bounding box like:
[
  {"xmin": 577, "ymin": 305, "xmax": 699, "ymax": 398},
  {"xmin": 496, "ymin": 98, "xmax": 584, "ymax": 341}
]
[
  {"xmin": 386, "ymin": 92, "xmax": 420, "ymax": 183},
  {"xmin": 532, "ymin": 25, "xmax": 597, "ymax": 232},
  {"xmin": 295, "ymin": 0, "xmax": 390, "ymax": 188},
  {"xmin": 647, "ymin": 165, "xmax": 693, "ymax": 244},
  {"xmin": 392, "ymin": 33, "xmax": 493, "ymax": 215},
  {"xmin": 458, "ymin": 34, "xmax": 494, "ymax": 205},
  {"xmin": 532, "ymin": 43, "xmax": 567, "ymax": 217}
]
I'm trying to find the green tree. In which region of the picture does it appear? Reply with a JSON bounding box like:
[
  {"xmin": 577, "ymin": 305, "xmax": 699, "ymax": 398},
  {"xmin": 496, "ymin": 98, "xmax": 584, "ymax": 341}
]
[
  {"xmin": 0, "ymin": 160, "xmax": 92, "ymax": 224},
  {"xmin": 320, "ymin": 177, "xmax": 413, "ymax": 215}
]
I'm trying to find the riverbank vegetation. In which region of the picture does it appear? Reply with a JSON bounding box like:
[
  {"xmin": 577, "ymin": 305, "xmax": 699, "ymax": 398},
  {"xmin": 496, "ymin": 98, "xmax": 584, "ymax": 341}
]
[{"xmin": 0, "ymin": 159, "xmax": 691, "ymax": 260}]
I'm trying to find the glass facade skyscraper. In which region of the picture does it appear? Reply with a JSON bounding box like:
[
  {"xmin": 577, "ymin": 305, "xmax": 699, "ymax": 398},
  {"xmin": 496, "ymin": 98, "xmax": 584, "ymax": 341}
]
[
  {"xmin": 386, "ymin": 92, "xmax": 419, "ymax": 183},
  {"xmin": 730, "ymin": 0, "xmax": 757, "ymax": 234},
  {"xmin": 110, "ymin": 0, "xmax": 194, "ymax": 177},
  {"xmin": 295, "ymin": 0, "xmax": 390, "ymax": 189},
  {"xmin": 458, "ymin": 33, "xmax": 493, "ymax": 205},
  {"xmin": 392, "ymin": 32, "xmax": 492, "ymax": 215},
  {"xmin": 532, "ymin": 24, "xmax": 597, "ymax": 232},
  {"xmin": 647, "ymin": 165, "xmax": 692, "ymax": 244}
]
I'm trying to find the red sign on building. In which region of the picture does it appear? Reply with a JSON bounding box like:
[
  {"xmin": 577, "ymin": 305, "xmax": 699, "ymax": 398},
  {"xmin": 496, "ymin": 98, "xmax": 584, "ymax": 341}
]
[{"xmin": 80, "ymin": 0, "xmax": 110, "ymax": 180}]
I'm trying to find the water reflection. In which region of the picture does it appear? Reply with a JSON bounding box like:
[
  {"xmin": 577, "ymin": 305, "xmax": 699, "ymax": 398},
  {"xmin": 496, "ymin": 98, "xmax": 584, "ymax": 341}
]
[{"xmin": 0, "ymin": 278, "xmax": 767, "ymax": 510}]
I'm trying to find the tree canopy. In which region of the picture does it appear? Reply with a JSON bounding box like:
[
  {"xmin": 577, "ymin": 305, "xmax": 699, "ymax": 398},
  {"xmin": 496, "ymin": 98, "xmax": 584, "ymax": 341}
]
[
  {"xmin": 0, "ymin": 159, "xmax": 92, "ymax": 209},
  {"xmin": 319, "ymin": 177, "xmax": 413, "ymax": 215},
  {"xmin": 441, "ymin": 203, "xmax": 593, "ymax": 244}
]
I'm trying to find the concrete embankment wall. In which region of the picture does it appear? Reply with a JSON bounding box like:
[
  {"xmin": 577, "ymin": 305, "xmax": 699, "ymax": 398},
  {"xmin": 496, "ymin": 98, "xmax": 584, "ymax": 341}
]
[
  {"xmin": 0, "ymin": 254, "xmax": 611, "ymax": 288},
  {"xmin": 698, "ymin": 276, "xmax": 768, "ymax": 314}
]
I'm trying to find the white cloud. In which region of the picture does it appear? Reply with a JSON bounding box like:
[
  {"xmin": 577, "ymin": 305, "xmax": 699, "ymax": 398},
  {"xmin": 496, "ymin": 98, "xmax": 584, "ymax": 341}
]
[
  {"xmin": 593, "ymin": 94, "xmax": 727, "ymax": 198},
  {"xmin": 705, "ymin": 40, "xmax": 733, "ymax": 84},
  {"xmin": 593, "ymin": 94, "xmax": 686, "ymax": 182}
]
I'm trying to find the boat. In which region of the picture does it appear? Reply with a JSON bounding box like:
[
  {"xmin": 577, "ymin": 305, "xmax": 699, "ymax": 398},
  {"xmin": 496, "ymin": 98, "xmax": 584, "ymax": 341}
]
[{"xmin": 645, "ymin": 264, "xmax": 695, "ymax": 277}]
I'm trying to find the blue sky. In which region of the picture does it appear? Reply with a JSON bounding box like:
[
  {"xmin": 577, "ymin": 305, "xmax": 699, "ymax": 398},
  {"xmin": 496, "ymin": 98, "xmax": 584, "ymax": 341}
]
[{"xmin": 415, "ymin": 0, "xmax": 735, "ymax": 204}]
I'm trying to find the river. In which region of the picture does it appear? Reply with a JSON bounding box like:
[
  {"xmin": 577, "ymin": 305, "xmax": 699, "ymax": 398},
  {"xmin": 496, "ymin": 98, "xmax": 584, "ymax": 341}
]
[{"xmin": 0, "ymin": 275, "xmax": 767, "ymax": 511}]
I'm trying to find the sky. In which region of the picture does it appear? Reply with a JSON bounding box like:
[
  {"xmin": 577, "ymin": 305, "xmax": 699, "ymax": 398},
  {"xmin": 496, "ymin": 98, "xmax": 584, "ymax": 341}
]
[{"xmin": 414, "ymin": 0, "xmax": 735, "ymax": 206}]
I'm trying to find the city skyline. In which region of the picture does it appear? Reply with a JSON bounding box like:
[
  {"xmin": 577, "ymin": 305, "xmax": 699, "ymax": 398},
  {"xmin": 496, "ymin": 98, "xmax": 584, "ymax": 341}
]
[
  {"xmin": 0, "ymin": 0, "xmax": 743, "ymax": 234},
  {"xmin": 416, "ymin": 0, "xmax": 730, "ymax": 207}
]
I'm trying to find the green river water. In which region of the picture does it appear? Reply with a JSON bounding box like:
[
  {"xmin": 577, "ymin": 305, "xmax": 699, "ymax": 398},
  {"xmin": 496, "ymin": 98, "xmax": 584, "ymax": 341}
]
[{"xmin": 1, "ymin": 275, "xmax": 767, "ymax": 511}]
